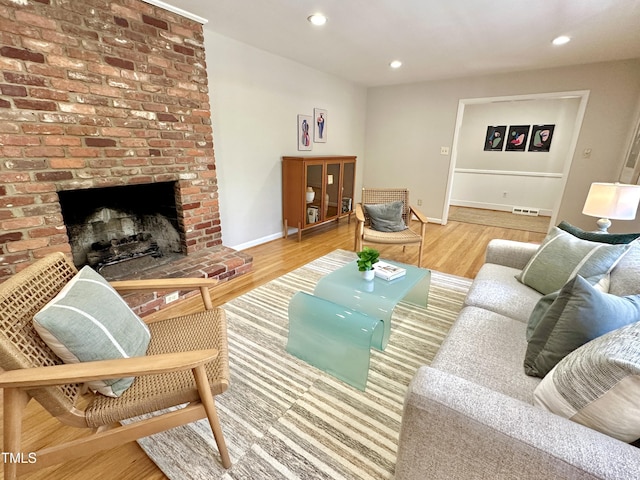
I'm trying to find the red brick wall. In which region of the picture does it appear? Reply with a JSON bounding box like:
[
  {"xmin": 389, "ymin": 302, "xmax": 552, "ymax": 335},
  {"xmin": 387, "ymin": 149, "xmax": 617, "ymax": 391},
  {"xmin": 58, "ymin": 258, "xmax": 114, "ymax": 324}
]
[{"xmin": 0, "ymin": 0, "xmax": 222, "ymax": 282}]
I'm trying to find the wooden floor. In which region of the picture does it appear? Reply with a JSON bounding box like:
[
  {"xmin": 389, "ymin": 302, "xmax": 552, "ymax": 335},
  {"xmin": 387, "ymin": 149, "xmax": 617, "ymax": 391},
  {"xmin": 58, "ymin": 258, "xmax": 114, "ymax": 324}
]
[{"xmin": 7, "ymin": 216, "xmax": 546, "ymax": 480}]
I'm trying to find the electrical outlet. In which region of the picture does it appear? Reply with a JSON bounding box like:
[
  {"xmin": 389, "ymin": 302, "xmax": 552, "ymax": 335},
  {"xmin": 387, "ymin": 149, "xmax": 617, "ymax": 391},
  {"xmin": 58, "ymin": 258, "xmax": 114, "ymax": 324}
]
[
  {"xmin": 417, "ymin": 199, "xmax": 423, "ymax": 206},
  {"xmin": 165, "ymin": 291, "xmax": 180, "ymax": 304},
  {"xmin": 440, "ymin": 146, "xmax": 450, "ymax": 155},
  {"xmin": 503, "ymin": 191, "xmax": 508, "ymax": 198}
]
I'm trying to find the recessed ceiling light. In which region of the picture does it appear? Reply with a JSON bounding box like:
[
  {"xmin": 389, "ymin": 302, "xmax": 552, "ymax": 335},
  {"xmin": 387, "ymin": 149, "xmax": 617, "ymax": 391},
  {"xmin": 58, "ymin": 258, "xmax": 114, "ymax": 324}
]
[
  {"xmin": 307, "ymin": 14, "xmax": 328, "ymax": 26},
  {"xmin": 552, "ymin": 35, "xmax": 571, "ymax": 46},
  {"xmin": 389, "ymin": 60, "xmax": 402, "ymax": 69}
]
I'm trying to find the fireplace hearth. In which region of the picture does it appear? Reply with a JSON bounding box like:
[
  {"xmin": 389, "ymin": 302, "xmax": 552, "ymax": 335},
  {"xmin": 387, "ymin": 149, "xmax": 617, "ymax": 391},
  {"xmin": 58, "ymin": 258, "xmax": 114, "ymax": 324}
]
[
  {"xmin": 59, "ymin": 182, "xmax": 185, "ymax": 280},
  {"xmin": 55, "ymin": 180, "xmax": 253, "ymax": 315}
]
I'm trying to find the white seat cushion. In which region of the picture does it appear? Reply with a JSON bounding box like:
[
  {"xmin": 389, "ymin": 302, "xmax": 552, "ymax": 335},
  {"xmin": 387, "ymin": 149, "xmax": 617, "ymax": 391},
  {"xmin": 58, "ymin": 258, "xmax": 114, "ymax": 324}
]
[
  {"xmin": 464, "ymin": 263, "xmax": 541, "ymax": 323},
  {"xmin": 432, "ymin": 306, "xmax": 541, "ymax": 403}
]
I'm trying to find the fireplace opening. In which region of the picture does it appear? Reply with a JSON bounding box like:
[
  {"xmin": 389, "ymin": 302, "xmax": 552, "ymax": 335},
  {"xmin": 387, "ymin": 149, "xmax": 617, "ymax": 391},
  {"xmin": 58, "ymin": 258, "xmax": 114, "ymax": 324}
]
[{"xmin": 59, "ymin": 182, "xmax": 185, "ymax": 280}]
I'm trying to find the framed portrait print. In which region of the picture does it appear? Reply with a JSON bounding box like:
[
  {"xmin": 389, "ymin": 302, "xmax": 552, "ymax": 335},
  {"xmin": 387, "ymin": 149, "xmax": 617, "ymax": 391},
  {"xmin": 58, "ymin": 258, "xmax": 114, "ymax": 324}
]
[
  {"xmin": 297, "ymin": 114, "xmax": 312, "ymax": 151},
  {"xmin": 528, "ymin": 124, "xmax": 555, "ymax": 152},
  {"xmin": 505, "ymin": 125, "xmax": 530, "ymax": 152},
  {"xmin": 484, "ymin": 126, "xmax": 506, "ymax": 151},
  {"xmin": 314, "ymin": 108, "xmax": 327, "ymax": 143}
]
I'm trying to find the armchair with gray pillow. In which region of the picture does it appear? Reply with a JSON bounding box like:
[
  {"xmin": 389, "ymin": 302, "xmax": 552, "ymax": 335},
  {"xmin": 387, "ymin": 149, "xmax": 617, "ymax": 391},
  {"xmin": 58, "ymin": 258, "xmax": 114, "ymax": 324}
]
[{"xmin": 355, "ymin": 187, "xmax": 428, "ymax": 267}]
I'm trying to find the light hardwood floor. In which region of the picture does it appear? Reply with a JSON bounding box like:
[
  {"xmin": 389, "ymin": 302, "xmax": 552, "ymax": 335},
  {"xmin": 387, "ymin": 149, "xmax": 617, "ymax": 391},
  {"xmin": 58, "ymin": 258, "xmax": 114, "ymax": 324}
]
[{"xmin": 7, "ymin": 216, "xmax": 546, "ymax": 480}]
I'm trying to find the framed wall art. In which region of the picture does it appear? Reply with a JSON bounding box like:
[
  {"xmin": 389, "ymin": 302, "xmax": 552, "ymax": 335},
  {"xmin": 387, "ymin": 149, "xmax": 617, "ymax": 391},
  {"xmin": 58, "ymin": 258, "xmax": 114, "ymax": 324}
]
[
  {"xmin": 484, "ymin": 126, "xmax": 506, "ymax": 151},
  {"xmin": 505, "ymin": 125, "xmax": 530, "ymax": 152},
  {"xmin": 297, "ymin": 114, "xmax": 312, "ymax": 151},
  {"xmin": 314, "ymin": 108, "xmax": 327, "ymax": 143},
  {"xmin": 528, "ymin": 124, "xmax": 555, "ymax": 152}
]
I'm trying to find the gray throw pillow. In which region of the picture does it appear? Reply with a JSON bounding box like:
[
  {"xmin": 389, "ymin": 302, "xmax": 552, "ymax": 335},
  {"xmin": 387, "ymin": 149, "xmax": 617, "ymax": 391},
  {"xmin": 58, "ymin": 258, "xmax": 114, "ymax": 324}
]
[
  {"xmin": 516, "ymin": 226, "xmax": 630, "ymax": 295},
  {"xmin": 524, "ymin": 275, "xmax": 640, "ymax": 378},
  {"xmin": 363, "ymin": 201, "xmax": 407, "ymax": 232},
  {"xmin": 558, "ymin": 220, "xmax": 640, "ymax": 245},
  {"xmin": 534, "ymin": 321, "xmax": 640, "ymax": 442}
]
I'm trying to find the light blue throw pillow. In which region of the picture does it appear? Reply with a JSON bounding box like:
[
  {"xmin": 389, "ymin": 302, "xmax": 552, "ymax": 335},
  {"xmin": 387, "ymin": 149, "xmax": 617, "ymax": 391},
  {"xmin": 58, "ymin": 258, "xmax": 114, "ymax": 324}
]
[
  {"xmin": 526, "ymin": 273, "xmax": 610, "ymax": 341},
  {"xmin": 524, "ymin": 275, "xmax": 640, "ymax": 378},
  {"xmin": 34, "ymin": 266, "xmax": 151, "ymax": 397}
]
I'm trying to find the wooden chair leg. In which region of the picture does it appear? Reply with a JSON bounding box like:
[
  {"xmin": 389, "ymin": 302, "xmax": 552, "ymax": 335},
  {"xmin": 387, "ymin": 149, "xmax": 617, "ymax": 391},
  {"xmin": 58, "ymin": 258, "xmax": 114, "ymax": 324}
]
[
  {"xmin": 418, "ymin": 223, "xmax": 427, "ymax": 268},
  {"xmin": 192, "ymin": 365, "xmax": 231, "ymax": 469},
  {"xmin": 355, "ymin": 226, "xmax": 363, "ymax": 251},
  {"xmin": 199, "ymin": 286, "xmax": 213, "ymax": 310},
  {"xmin": 3, "ymin": 388, "xmax": 30, "ymax": 480}
]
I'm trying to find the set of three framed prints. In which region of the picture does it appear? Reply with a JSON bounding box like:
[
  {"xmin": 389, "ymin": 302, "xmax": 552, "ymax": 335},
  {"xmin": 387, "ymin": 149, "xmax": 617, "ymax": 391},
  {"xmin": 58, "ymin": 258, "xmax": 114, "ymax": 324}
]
[{"xmin": 484, "ymin": 124, "xmax": 555, "ymax": 152}]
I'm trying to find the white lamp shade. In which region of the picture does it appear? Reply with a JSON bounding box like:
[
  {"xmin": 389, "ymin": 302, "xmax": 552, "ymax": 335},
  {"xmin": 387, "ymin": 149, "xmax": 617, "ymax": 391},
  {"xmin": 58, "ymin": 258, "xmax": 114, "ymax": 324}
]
[{"xmin": 582, "ymin": 183, "xmax": 640, "ymax": 220}]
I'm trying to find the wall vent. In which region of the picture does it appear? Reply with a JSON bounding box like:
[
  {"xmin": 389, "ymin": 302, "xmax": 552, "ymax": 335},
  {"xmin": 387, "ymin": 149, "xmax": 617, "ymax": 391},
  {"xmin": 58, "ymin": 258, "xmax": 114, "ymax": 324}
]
[{"xmin": 512, "ymin": 207, "xmax": 540, "ymax": 216}]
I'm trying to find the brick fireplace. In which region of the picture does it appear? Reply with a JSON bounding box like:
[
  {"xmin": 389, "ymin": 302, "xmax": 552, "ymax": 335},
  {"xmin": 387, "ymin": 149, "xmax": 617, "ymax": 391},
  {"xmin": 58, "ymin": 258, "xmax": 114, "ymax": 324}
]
[{"xmin": 0, "ymin": 0, "xmax": 252, "ymax": 314}]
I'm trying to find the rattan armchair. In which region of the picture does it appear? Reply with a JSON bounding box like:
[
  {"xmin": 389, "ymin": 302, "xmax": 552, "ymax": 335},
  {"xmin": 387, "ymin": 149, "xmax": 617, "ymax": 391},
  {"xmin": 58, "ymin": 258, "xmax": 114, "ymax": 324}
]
[
  {"xmin": 0, "ymin": 252, "xmax": 231, "ymax": 480},
  {"xmin": 355, "ymin": 188, "xmax": 428, "ymax": 267}
]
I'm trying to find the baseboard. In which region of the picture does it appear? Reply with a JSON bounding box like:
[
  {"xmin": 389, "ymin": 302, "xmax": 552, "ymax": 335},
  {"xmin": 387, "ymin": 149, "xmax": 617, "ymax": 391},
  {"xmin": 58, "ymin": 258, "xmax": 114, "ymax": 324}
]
[
  {"xmin": 230, "ymin": 218, "xmax": 445, "ymax": 251},
  {"xmin": 450, "ymin": 200, "xmax": 552, "ymax": 217},
  {"xmin": 229, "ymin": 231, "xmax": 285, "ymax": 251}
]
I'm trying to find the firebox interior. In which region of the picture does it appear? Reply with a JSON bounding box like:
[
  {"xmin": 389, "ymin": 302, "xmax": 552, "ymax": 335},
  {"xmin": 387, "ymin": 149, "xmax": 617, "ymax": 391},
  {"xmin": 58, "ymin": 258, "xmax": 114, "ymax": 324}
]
[{"xmin": 58, "ymin": 182, "xmax": 184, "ymax": 279}]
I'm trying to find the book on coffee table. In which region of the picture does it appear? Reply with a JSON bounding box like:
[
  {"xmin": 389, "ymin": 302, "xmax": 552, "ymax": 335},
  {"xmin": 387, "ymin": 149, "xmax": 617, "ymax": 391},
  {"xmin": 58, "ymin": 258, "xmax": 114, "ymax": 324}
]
[{"xmin": 374, "ymin": 261, "xmax": 407, "ymax": 281}]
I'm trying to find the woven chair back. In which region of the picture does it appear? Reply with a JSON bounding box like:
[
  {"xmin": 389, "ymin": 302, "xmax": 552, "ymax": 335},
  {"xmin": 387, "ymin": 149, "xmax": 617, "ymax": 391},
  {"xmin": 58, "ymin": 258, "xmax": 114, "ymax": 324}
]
[
  {"xmin": 361, "ymin": 188, "xmax": 411, "ymax": 225},
  {"xmin": 0, "ymin": 252, "xmax": 81, "ymax": 417}
]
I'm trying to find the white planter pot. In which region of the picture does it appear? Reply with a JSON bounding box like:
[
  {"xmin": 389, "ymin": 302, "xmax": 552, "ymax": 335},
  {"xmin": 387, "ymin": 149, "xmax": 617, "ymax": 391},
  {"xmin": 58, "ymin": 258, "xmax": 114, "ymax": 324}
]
[{"xmin": 362, "ymin": 269, "xmax": 375, "ymax": 281}]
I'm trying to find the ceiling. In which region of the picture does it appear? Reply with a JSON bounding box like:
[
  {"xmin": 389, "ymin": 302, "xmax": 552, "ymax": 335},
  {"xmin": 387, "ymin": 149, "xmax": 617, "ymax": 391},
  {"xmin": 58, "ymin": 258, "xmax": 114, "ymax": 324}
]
[{"xmin": 156, "ymin": 0, "xmax": 640, "ymax": 87}]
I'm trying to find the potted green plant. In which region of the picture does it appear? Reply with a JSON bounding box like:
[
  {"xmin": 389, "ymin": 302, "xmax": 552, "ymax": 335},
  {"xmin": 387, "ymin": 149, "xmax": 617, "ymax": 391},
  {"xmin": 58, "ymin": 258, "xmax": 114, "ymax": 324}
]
[{"xmin": 356, "ymin": 247, "xmax": 380, "ymax": 280}]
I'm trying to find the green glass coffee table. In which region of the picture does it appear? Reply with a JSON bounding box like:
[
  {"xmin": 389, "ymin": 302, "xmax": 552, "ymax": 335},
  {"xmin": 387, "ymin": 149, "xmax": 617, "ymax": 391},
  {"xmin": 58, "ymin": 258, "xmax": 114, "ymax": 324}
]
[{"xmin": 286, "ymin": 259, "xmax": 431, "ymax": 390}]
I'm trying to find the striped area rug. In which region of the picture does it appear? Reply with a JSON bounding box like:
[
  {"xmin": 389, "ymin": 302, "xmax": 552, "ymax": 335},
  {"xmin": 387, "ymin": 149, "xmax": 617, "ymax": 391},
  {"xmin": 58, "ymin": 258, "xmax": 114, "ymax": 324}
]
[{"xmin": 137, "ymin": 249, "xmax": 471, "ymax": 479}]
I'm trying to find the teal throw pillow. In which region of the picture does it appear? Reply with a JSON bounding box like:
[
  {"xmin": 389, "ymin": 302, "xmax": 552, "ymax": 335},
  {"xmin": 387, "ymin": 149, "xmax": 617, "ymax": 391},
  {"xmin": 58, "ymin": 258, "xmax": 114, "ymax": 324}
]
[
  {"xmin": 524, "ymin": 275, "xmax": 640, "ymax": 378},
  {"xmin": 558, "ymin": 220, "xmax": 640, "ymax": 245},
  {"xmin": 33, "ymin": 266, "xmax": 151, "ymax": 397},
  {"xmin": 363, "ymin": 201, "xmax": 407, "ymax": 232},
  {"xmin": 516, "ymin": 226, "xmax": 630, "ymax": 295}
]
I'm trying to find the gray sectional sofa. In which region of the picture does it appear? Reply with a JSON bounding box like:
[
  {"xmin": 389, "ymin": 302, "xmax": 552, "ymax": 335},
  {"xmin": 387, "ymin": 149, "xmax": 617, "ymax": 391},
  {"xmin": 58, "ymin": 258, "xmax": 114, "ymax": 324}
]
[{"xmin": 395, "ymin": 235, "xmax": 640, "ymax": 480}]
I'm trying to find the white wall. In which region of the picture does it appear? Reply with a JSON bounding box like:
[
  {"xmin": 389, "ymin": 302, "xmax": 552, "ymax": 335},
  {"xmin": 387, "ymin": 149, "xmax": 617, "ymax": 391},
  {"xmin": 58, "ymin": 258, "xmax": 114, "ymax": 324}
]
[
  {"xmin": 203, "ymin": 30, "xmax": 368, "ymax": 249},
  {"xmin": 365, "ymin": 60, "xmax": 640, "ymax": 232},
  {"xmin": 451, "ymin": 97, "xmax": 581, "ymax": 215}
]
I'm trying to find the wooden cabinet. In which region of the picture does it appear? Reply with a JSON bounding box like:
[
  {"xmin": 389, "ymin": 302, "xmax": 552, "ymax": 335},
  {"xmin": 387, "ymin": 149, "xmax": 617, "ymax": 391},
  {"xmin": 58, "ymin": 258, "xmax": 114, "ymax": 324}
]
[{"xmin": 282, "ymin": 155, "xmax": 356, "ymax": 241}]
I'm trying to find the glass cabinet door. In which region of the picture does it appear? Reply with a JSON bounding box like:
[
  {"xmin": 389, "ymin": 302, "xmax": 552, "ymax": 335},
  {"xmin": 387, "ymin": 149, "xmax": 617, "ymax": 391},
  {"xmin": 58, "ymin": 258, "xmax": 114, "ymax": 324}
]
[
  {"xmin": 305, "ymin": 163, "xmax": 322, "ymax": 226},
  {"xmin": 342, "ymin": 161, "xmax": 355, "ymax": 214},
  {"xmin": 325, "ymin": 162, "xmax": 341, "ymax": 219}
]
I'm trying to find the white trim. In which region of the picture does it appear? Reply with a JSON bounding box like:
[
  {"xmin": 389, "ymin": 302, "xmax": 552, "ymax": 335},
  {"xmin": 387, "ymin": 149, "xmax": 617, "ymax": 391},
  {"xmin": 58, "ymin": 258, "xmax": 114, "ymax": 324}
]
[
  {"xmin": 141, "ymin": 0, "xmax": 208, "ymax": 24},
  {"xmin": 229, "ymin": 232, "xmax": 287, "ymax": 251},
  {"xmin": 461, "ymin": 91, "xmax": 587, "ymax": 105},
  {"xmin": 454, "ymin": 169, "xmax": 563, "ymax": 178}
]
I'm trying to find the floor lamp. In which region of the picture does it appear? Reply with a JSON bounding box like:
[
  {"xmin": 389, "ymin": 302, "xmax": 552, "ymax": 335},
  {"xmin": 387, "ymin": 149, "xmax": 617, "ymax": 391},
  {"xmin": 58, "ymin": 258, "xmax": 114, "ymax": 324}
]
[{"xmin": 582, "ymin": 182, "xmax": 640, "ymax": 233}]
